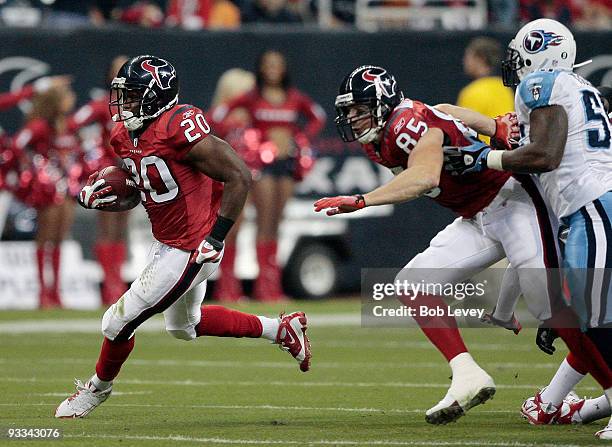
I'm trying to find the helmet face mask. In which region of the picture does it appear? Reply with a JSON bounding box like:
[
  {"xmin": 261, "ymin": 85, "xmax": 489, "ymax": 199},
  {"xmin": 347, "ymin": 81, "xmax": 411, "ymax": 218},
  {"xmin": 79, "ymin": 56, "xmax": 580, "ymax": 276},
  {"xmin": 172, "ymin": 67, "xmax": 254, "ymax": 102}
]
[
  {"xmin": 501, "ymin": 43, "xmax": 524, "ymax": 87},
  {"xmin": 335, "ymin": 65, "xmax": 402, "ymax": 144},
  {"xmin": 335, "ymin": 99, "xmax": 380, "ymax": 143},
  {"xmin": 108, "ymin": 55, "xmax": 179, "ymax": 131}
]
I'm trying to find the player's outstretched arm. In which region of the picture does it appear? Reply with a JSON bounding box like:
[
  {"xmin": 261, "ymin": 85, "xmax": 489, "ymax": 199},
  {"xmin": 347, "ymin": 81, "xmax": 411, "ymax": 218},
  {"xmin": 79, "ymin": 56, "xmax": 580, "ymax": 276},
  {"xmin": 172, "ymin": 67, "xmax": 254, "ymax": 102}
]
[
  {"xmin": 314, "ymin": 129, "xmax": 444, "ymax": 216},
  {"xmin": 492, "ymin": 105, "xmax": 567, "ymax": 173},
  {"xmin": 435, "ymin": 104, "xmax": 496, "ymax": 136},
  {"xmin": 364, "ymin": 128, "xmax": 444, "ymax": 206},
  {"xmin": 184, "ymin": 135, "xmax": 252, "ymax": 221},
  {"xmin": 436, "ymin": 104, "xmax": 519, "ymax": 149}
]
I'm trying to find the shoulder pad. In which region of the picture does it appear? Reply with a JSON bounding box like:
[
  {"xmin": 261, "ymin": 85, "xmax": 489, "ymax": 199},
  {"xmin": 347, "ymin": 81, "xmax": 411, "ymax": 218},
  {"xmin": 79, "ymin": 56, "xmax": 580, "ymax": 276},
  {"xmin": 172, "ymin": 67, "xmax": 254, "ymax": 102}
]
[{"xmin": 518, "ymin": 70, "xmax": 561, "ymax": 110}]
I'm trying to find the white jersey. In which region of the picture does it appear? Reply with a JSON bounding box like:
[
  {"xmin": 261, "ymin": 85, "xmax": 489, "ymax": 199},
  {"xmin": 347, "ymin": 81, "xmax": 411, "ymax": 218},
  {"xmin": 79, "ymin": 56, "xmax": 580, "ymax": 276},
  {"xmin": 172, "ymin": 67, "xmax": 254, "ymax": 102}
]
[{"xmin": 515, "ymin": 69, "xmax": 612, "ymax": 218}]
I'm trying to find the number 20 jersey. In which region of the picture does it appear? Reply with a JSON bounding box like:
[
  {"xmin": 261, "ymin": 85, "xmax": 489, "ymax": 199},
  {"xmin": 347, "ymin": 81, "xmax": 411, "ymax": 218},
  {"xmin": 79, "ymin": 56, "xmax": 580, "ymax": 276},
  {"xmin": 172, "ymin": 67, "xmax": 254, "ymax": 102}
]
[
  {"xmin": 110, "ymin": 104, "xmax": 223, "ymax": 251},
  {"xmin": 516, "ymin": 69, "xmax": 612, "ymax": 218}
]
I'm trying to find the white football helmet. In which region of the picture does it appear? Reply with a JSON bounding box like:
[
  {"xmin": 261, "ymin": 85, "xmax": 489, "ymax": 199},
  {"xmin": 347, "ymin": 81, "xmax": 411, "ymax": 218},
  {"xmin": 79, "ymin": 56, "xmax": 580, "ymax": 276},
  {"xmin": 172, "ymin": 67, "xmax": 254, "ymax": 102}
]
[{"xmin": 502, "ymin": 18, "xmax": 576, "ymax": 87}]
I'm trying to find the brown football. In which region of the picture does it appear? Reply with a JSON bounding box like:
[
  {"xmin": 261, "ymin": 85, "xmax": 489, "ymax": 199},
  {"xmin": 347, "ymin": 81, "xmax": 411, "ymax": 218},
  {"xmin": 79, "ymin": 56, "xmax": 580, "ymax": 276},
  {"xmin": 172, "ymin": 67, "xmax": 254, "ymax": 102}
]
[{"xmin": 96, "ymin": 166, "xmax": 140, "ymax": 212}]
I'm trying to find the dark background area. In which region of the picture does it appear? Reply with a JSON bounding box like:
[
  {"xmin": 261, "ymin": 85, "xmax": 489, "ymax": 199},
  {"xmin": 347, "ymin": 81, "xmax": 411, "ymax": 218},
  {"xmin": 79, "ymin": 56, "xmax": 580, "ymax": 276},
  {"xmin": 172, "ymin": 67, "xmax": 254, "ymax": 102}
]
[{"xmin": 0, "ymin": 27, "xmax": 610, "ymax": 279}]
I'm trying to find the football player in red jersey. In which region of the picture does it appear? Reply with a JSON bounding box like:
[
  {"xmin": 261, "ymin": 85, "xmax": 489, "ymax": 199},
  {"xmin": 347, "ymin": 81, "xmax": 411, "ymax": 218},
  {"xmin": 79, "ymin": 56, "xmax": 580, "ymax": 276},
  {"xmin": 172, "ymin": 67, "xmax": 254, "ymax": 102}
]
[
  {"xmin": 68, "ymin": 55, "xmax": 131, "ymax": 307},
  {"xmin": 55, "ymin": 55, "xmax": 311, "ymax": 419},
  {"xmin": 210, "ymin": 50, "xmax": 326, "ymax": 302},
  {"xmin": 315, "ymin": 65, "xmax": 569, "ymax": 424}
]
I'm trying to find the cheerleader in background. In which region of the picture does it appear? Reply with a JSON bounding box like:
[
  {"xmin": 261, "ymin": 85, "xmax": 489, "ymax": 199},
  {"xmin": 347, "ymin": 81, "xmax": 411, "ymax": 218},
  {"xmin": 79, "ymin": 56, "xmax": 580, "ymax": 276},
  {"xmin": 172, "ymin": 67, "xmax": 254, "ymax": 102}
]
[
  {"xmin": 207, "ymin": 68, "xmax": 255, "ymax": 302},
  {"xmin": 211, "ymin": 50, "xmax": 326, "ymax": 302},
  {"xmin": 12, "ymin": 83, "xmax": 80, "ymax": 308},
  {"xmin": 68, "ymin": 55, "xmax": 129, "ymax": 306}
]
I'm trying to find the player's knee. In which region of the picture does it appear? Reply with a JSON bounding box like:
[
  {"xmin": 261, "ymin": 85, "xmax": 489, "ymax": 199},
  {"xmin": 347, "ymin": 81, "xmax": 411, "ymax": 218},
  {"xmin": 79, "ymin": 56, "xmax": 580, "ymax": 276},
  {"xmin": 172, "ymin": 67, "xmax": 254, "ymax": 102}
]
[
  {"xmin": 101, "ymin": 292, "xmax": 130, "ymax": 341},
  {"xmin": 166, "ymin": 327, "xmax": 196, "ymax": 341},
  {"xmin": 101, "ymin": 306, "xmax": 118, "ymax": 341}
]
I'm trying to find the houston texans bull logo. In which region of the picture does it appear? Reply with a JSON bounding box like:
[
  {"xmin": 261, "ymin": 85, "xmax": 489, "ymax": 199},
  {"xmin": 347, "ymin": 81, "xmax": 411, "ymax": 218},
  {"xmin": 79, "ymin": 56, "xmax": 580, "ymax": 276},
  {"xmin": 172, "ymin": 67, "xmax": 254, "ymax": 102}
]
[
  {"xmin": 523, "ymin": 30, "xmax": 565, "ymax": 54},
  {"xmin": 141, "ymin": 59, "xmax": 175, "ymax": 90},
  {"xmin": 362, "ymin": 68, "xmax": 396, "ymax": 99}
]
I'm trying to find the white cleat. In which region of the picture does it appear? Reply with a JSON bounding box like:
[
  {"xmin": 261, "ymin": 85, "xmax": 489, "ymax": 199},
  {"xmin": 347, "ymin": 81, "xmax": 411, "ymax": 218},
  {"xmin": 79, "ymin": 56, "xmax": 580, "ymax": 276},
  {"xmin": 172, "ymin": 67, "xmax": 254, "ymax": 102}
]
[
  {"xmin": 425, "ymin": 368, "xmax": 496, "ymax": 425},
  {"xmin": 556, "ymin": 391, "xmax": 586, "ymax": 425},
  {"xmin": 54, "ymin": 379, "xmax": 112, "ymax": 418},
  {"xmin": 276, "ymin": 311, "xmax": 311, "ymax": 372},
  {"xmin": 596, "ymin": 423, "xmax": 612, "ymax": 440}
]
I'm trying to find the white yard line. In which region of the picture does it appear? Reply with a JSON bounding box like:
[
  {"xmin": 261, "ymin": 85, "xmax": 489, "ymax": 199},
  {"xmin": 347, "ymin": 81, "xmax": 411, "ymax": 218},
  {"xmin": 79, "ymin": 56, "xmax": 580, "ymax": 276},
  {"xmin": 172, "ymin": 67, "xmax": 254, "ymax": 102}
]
[
  {"xmin": 0, "ymin": 357, "xmax": 560, "ymax": 370},
  {"xmin": 0, "ymin": 318, "xmax": 541, "ymax": 352},
  {"xmin": 33, "ymin": 391, "xmax": 152, "ymax": 396},
  {"xmin": 0, "ymin": 314, "xmax": 361, "ymax": 334},
  {"xmin": 61, "ymin": 433, "xmax": 585, "ymax": 447},
  {"xmin": 0, "ymin": 402, "xmax": 518, "ymax": 414},
  {"xmin": 0, "ymin": 376, "xmax": 600, "ymax": 391}
]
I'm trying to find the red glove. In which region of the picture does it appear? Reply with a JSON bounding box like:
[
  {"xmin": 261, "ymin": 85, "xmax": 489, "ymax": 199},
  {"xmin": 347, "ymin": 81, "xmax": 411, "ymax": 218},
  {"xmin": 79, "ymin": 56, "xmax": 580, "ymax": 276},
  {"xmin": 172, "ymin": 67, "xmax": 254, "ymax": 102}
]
[
  {"xmin": 314, "ymin": 194, "xmax": 366, "ymax": 216},
  {"xmin": 491, "ymin": 112, "xmax": 520, "ymax": 150}
]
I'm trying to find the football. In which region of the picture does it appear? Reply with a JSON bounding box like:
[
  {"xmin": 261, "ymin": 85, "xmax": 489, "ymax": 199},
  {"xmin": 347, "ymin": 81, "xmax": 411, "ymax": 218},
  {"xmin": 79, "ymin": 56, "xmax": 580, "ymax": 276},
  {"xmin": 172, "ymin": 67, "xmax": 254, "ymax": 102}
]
[{"xmin": 96, "ymin": 166, "xmax": 141, "ymax": 212}]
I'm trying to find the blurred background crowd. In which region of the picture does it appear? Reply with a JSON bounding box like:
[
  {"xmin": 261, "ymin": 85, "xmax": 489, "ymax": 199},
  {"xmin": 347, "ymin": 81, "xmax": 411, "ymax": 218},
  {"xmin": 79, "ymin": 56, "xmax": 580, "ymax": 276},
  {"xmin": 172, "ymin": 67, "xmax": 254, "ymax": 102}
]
[{"xmin": 0, "ymin": 0, "xmax": 609, "ymax": 30}]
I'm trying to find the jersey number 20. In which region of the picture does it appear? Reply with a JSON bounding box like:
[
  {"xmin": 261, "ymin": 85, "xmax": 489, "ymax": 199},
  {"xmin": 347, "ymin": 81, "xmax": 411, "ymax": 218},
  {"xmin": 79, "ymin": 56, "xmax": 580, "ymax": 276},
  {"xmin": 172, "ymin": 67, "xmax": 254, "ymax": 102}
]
[{"xmin": 123, "ymin": 156, "xmax": 179, "ymax": 204}]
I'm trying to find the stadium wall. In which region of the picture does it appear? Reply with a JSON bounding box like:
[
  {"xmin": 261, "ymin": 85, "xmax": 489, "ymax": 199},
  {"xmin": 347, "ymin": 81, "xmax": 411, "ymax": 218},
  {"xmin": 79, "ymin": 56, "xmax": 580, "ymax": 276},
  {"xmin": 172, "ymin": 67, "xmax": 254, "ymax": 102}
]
[{"xmin": 0, "ymin": 28, "xmax": 610, "ymax": 305}]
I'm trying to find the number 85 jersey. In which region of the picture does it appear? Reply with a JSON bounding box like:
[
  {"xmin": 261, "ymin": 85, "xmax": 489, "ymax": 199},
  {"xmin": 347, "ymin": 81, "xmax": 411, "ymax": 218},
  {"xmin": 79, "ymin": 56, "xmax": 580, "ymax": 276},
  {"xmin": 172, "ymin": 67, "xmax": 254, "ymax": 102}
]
[
  {"xmin": 110, "ymin": 104, "xmax": 223, "ymax": 251},
  {"xmin": 516, "ymin": 70, "xmax": 612, "ymax": 218}
]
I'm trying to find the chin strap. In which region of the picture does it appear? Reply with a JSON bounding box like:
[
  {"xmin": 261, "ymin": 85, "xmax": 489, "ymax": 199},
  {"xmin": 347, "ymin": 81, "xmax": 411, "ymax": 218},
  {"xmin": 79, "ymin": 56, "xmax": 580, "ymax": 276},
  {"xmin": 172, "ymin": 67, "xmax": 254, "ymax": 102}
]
[{"xmin": 115, "ymin": 111, "xmax": 145, "ymax": 131}]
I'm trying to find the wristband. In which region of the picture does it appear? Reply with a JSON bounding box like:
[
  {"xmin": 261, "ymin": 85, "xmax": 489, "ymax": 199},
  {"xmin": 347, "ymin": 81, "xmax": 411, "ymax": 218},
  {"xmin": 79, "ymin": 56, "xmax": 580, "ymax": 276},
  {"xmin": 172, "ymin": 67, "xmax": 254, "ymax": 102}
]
[
  {"xmin": 209, "ymin": 215, "xmax": 235, "ymax": 242},
  {"xmin": 487, "ymin": 150, "xmax": 505, "ymax": 171}
]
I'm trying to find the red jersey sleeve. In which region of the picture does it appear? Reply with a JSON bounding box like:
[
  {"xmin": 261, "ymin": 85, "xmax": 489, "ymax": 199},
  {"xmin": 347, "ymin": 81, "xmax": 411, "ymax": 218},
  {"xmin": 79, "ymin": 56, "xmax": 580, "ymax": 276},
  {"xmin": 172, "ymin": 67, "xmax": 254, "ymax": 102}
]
[
  {"xmin": 68, "ymin": 99, "xmax": 108, "ymax": 132},
  {"xmin": 162, "ymin": 105, "xmax": 211, "ymax": 160},
  {"xmin": 209, "ymin": 91, "xmax": 253, "ymax": 136},
  {"xmin": 295, "ymin": 90, "xmax": 326, "ymax": 138},
  {"xmin": 0, "ymin": 85, "xmax": 34, "ymax": 112},
  {"xmin": 13, "ymin": 119, "xmax": 50, "ymax": 153}
]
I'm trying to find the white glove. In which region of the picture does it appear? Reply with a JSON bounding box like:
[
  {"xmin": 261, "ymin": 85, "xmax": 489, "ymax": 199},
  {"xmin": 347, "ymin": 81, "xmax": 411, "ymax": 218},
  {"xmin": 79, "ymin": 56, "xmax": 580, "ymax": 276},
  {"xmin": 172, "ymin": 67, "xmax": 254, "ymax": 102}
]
[
  {"xmin": 194, "ymin": 236, "xmax": 224, "ymax": 264},
  {"xmin": 78, "ymin": 172, "xmax": 117, "ymax": 210}
]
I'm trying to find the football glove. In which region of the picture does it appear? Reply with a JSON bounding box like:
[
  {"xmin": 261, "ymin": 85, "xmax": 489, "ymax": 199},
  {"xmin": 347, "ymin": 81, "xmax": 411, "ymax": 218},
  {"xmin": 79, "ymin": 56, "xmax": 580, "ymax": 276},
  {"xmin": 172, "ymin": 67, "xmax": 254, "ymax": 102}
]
[
  {"xmin": 481, "ymin": 310, "xmax": 522, "ymax": 335},
  {"xmin": 443, "ymin": 140, "xmax": 492, "ymax": 175},
  {"xmin": 535, "ymin": 326, "xmax": 559, "ymax": 355},
  {"xmin": 78, "ymin": 172, "xmax": 117, "ymax": 210},
  {"xmin": 314, "ymin": 194, "xmax": 366, "ymax": 216},
  {"xmin": 193, "ymin": 236, "xmax": 224, "ymax": 264},
  {"xmin": 491, "ymin": 112, "xmax": 520, "ymax": 150}
]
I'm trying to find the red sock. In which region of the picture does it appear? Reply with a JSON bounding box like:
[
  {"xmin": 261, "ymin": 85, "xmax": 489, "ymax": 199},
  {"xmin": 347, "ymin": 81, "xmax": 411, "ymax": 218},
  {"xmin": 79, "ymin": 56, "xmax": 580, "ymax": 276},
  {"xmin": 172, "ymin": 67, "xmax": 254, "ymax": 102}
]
[
  {"xmin": 401, "ymin": 294, "xmax": 468, "ymax": 362},
  {"xmin": 195, "ymin": 305, "xmax": 263, "ymax": 338},
  {"xmin": 51, "ymin": 245, "xmax": 61, "ymax": 305},
  {"xmin": 549, "ymin": 306, "xmax": 612, "ymax": 389},
  {"xmin": 566, "ymin": 352, "xmax": 589, "ymax": 375},
  {"xmin": 109, "ymin": 241, "xmax": 127, "ymax": 279},
  {"xmin": 254, "ymin": 240, "xmax": 285, "ymax": 301},
  {"xmin": 95, "ymin": 336, "xmax": 135, "ymax": 382},
  {"xmin": 95, "ymin": 242, "xmax": 126, "ymax": 286},
  {"xmin": 557, "ymin": 327, "xmax": 612, "ymax": 389},
  {"xmin": 36, "ymin": 246, "xmax": 47, "ymax": 291},
  {"xmin": 221, "ymin": 243, "xmax": 237, "ymax": 273},
  {"xmin": 212, "ymin": 243, "xmax": 243, "ymax": 302}
]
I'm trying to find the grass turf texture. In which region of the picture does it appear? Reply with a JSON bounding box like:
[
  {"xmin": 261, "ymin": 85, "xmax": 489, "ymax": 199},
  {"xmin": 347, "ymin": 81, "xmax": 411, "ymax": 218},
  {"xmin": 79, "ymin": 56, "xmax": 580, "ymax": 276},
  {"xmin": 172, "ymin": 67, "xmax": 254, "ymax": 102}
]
[{"xmin": 0, "ymin": 299, "xmax": 605, "ymax": 446}]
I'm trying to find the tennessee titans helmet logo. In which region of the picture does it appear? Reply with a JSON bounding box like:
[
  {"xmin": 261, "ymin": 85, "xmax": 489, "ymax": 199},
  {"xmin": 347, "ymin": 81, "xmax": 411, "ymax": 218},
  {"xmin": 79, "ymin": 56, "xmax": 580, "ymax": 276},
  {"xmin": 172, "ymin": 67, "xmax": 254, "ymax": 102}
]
[
  {"xmin": 523, "ymin": 30, "xmax": 565, "ymax": 54},
  {"xmin": 141, "ymin": 59, "xmax": 175, "ymax": 90}
]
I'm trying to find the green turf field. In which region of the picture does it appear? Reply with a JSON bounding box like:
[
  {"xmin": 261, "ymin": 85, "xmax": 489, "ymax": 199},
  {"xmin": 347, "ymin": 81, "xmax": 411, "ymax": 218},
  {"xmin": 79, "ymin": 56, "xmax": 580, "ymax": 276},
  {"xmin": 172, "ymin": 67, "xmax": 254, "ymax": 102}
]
[{"xmin": 0, "ymin": 299, "xmax": 605, "ymax": 446}]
